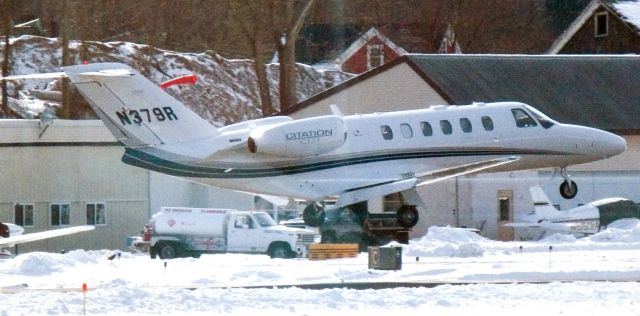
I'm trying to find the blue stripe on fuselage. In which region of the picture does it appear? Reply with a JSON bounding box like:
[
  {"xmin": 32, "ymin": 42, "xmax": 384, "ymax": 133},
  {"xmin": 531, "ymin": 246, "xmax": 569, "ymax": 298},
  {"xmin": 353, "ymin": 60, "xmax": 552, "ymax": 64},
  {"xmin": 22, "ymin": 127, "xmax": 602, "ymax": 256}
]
[{"xmin": 121, "ymin": 147, "xmax": 573, "ymax": 179}]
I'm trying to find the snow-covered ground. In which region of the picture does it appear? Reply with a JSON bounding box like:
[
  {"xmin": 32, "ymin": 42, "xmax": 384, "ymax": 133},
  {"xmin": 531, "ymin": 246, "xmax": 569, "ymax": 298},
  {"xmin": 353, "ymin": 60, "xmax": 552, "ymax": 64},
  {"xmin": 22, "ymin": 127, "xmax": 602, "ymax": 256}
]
[{"xmin": 4, "ymin": 221, "xmax": 640, "ymax": 315}]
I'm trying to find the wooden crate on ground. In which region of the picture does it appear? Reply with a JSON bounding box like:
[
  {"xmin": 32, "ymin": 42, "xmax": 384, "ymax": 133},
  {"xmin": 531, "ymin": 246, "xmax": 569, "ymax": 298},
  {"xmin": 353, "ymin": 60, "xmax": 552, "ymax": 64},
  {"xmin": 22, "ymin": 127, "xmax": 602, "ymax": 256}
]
[{"xmin": 308, "ymin": 243, "xmax": 359, "ymax": 260}]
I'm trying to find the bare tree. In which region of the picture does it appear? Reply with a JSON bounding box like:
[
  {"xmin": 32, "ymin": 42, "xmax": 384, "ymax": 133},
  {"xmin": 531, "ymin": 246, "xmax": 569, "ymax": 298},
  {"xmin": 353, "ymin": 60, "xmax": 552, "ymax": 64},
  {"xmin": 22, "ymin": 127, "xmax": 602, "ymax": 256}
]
[
  {"xmin": 271, "ymin": 0, "xmax": 315, "ymax": 112},
  {"xmin": 230, "ymin": 0, "xmax": 275, "ymax": 116},
  {"xmin": 1, "ymin": 0, "xmax": 12, "ymax": 116}
]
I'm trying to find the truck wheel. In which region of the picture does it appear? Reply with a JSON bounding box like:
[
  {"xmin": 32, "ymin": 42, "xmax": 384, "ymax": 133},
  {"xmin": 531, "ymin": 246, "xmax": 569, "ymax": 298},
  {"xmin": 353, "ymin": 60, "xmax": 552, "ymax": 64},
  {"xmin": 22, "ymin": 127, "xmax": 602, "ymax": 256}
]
[
  {"xmin": 269, "ymin": 244, "xmax": 291, "ymax": 259},
  {"xmin": 158, "ymin": 243, "xmax": 178, "ymax": 259},
  {"xmin": 397, "ymin": 205, "xmax": 419, "ymax": 228},
  {"xmin": 321, "ymin": 231, "xmax": 338, "ymax": 243}
]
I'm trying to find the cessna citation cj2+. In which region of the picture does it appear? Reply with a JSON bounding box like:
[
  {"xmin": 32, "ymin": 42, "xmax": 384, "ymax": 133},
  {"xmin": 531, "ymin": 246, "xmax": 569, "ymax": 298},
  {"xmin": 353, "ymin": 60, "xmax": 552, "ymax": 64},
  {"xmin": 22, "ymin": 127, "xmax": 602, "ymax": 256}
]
[{"xmin": 2, "ymin": 63, "xmax": 626, "ymax": 229}]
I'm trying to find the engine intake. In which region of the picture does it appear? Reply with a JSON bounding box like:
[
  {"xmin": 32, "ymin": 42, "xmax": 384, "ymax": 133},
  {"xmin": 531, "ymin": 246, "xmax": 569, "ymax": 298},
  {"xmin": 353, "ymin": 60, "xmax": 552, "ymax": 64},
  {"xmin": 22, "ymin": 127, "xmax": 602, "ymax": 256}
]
[{"xmin": 248, "ymin": 115, "xmax": 347, "ymax": 157}]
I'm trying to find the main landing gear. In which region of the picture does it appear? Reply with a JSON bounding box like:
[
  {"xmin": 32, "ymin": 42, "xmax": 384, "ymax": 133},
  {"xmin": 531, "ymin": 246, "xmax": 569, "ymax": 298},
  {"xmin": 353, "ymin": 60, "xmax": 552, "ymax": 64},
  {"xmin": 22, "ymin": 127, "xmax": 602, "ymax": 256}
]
[
  {"xmin": 302, "ymin": 202, "xmax": 420, "ymax": 229},
  {"xmin": 559, "ymin": 167, "xmax": 578, "ymax": 199}
]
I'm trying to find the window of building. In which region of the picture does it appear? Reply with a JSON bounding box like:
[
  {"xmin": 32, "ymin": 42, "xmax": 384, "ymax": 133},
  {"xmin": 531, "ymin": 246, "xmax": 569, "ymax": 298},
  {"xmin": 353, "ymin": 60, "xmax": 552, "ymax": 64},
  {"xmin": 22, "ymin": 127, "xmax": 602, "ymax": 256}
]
[
  {"xmin": 420, "ymin": 122, "xmax": 433, "ymax": 136},
  {"xmin": 440, "ymin": 120, "xmax": 453, "ymax": 135},
  {"xmin": 481, "ymin": 116, "xmax": 494, "ymax": 131},
  {"xmin": 86, "ymin": 203, "xmax": 106, "ymax": 226},
  {"xmin": 511, "ymin": 109, "xmax": 538, "ymax": 128},
  {"xmin": 367, "ymin": 44, "xmax": 384, "ymax": 69},
  {"xmin": 459, "ymin": 118, "xmax": 472, "ymax": 133},
  {"xmin": 50, "ymin": 203, "xmax": 70, "ymax": 226},
  {"xmin": 594, "ymin": 11, "xmax": 609, "ymax": 37},
  {"xmin": 400, "ymin": 123, "xmax": 413, "ymax": 138},
  {"xmin": 14, "ymin": 204, "xmax": 34, "ymax": 227},
  {"xmin": 499, "ymin": 196, "xmax": 511, "ymax": 221},
  {"xmin": 381, "ymin": 125, "xmax": 393, "ymax": 140}
]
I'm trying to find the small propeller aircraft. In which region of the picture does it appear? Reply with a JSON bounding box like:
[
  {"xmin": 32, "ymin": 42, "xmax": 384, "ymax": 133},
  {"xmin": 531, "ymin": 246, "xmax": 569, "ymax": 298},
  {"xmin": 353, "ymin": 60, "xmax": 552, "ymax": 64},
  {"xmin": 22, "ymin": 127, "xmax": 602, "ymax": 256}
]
[
  {"xmin": 1, "ymin": 63, "xmax": 627, "ymax": 229},
  {"xmin": 505, "ymin": 186, "xmax": 640, "ymax": 237}
]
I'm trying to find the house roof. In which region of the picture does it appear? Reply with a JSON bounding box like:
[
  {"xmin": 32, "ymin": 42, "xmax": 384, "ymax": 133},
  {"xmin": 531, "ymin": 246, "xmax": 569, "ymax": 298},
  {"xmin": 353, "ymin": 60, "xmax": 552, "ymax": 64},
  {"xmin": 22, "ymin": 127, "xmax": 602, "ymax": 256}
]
[
  {"xmin": 333, "ymin": 27, "xmax": 408, "ymax": 66},
  {"xmin": 287, "ymin": 54, "xmax": 640, "ymax": 134},
  {"xmin": 548, "ymin": 0, "xmax": 640, "ymax": 54}
]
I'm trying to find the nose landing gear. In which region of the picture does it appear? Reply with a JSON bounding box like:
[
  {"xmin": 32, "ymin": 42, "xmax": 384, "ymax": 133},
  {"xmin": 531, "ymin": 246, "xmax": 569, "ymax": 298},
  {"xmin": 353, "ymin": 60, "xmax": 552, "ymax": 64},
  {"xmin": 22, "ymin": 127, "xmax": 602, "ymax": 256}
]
[{"xmin": 559, "ymin": 167, "xmax": 578, "ymax": 199}]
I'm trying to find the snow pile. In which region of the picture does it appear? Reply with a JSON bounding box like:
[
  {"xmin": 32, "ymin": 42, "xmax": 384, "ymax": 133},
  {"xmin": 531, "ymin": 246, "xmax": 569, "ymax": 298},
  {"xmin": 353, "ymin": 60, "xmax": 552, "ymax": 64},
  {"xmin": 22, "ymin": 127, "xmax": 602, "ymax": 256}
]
[
  {"xmin": 1, "ymin": 36, "xmax": 353, "ymax": 123},
  {"xmin": 586, "ymin": 219, "xmax": 640, "ymax": 243},
  {"xmin": 404, "ymin": 226, "xmax": 486, "ymax": 257},
  {"xmin": 614, "ymin": 1, "xmax": 640, "ymax": 30},
  {"xmin": 9, "ymin": 250, "xmax": 102, "ymax": 275}
]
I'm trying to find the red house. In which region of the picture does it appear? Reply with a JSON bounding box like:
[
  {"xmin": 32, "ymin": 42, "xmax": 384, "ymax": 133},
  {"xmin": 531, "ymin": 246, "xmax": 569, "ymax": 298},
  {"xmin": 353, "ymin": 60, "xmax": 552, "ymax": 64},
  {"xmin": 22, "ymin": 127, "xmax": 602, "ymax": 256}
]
[{"xmin": 334, "ymin": 27, "xmax": 407, "ymax": 74}]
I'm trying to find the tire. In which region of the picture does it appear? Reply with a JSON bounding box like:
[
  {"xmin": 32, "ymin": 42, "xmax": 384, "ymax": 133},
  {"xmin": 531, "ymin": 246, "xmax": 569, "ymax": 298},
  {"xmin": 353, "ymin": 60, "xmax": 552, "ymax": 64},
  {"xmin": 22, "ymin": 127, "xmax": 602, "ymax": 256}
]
[
  {"xmin": 303, "ymin": 203, "xmax": 326, "ymax": 227},
  {"xmin": 321, "ymin": 231, "xmax": 338, "ymax": 243},
  {"xmin": 269, "ymin": 243, "xmax": 291, "ymax": 259},
  {"xmin": 158, "ymin": 243, "xmax": 179, "ymax": 259},
  {"xmin": 397, "ymin": 205, "xmax": 419, "ymax": 228},
  {"xmin": 560, "ymin": 181, "xmax": 578, "ymax": 199}
]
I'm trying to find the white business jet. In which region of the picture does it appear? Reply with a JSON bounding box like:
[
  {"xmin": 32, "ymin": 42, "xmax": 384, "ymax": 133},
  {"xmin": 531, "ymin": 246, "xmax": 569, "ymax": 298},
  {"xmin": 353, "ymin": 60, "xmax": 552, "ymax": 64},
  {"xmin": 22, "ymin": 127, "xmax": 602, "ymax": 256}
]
[
  {"xmin": 0, "ymin": 222, "xmax": 94, "ymax": 257},
  {"xmin": 506, "ymin": 186, "xmax": 640, "ymax": 237},
  {"xmin": 2, "ymin": 63, "xmax": 627, "ymax": 229}
]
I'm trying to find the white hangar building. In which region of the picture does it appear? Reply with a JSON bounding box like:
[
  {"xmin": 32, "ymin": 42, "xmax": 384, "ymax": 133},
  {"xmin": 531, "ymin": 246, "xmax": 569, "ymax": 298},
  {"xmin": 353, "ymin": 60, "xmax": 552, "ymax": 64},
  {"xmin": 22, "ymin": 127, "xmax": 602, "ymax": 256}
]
[
  {"xmin": 282, "ymin": 54, "xmax": 640, "ymax": 240},
  {"xmin": 0, "ymin": 120, "xmax": 256, "ymax": 253}
]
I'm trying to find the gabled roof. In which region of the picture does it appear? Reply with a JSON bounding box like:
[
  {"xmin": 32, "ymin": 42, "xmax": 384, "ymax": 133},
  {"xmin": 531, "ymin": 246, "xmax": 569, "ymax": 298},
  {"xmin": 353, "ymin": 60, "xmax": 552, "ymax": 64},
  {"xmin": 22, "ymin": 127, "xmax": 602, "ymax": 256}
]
[
  {"xmin": 288, "ymin": 54, "xmax": 640, "ymax": 134},
  {"xmin": 548, "ymin": 0, "xmax": 640, "ymax": 54},
  {"xmin": 334, "ymin": 27, "xmax": 408, "ymax": 66}
]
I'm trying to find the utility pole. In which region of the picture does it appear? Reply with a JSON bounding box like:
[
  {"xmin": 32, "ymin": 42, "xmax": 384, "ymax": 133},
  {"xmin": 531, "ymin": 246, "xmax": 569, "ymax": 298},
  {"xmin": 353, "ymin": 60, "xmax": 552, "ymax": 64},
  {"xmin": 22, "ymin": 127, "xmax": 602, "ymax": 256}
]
[{"xmin": 60, "ymin": 0, "xmax": 72, "ymax": 118}]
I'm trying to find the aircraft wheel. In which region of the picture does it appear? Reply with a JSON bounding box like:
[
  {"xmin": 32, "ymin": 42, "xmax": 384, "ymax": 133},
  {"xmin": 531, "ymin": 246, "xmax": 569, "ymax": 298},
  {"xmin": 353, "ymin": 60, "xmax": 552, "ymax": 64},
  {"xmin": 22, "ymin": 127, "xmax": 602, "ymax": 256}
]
[
  {"xmin": 397, "ymin": 205, "xmax": 419, "ymax": 228},
  {"xmin": 560, "ymin": 181, "xmax": 578, "ymax": 199},
  {"xmin": 303, "ymin": 203, "xmax": 326, "ymax": 227}
]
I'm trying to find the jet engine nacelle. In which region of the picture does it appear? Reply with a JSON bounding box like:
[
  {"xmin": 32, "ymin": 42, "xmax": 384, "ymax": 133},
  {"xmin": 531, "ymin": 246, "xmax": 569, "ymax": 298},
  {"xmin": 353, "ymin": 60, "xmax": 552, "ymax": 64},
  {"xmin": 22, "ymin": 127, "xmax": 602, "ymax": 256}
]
[{"xmin": 248, "ymin": 115, "xmax": 347, "ymax": 157}]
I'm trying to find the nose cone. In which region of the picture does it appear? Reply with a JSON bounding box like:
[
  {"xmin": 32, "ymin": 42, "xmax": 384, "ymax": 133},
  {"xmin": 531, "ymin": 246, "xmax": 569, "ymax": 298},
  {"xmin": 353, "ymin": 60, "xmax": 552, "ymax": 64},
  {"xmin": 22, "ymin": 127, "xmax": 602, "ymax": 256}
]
[{"xmin": 599, "ymin": 131, "xmax": 627, "ymax": 158}]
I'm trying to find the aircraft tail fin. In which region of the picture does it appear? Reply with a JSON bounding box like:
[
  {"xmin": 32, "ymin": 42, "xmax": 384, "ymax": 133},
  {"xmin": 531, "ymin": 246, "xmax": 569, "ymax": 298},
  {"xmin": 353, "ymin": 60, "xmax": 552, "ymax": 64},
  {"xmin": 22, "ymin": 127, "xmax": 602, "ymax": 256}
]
[
  {"xmin": 529, "ymin": 186, "xmax": 561, "ymax": 220},
  {"xmin": 62, "ymin": 63, "xmax": 219, "ymax": 148}
]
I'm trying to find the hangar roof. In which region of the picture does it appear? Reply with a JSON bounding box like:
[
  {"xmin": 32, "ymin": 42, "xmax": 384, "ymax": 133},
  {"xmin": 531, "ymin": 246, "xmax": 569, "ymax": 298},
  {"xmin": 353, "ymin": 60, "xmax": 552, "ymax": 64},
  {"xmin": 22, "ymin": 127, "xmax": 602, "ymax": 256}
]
[
  {"xmin": 405, "ymin": 54, "xmax": 640, "ymax": 134},
  {"xmin": 288, "ymin": 54, "xmax": 640, "ymax": 134}
]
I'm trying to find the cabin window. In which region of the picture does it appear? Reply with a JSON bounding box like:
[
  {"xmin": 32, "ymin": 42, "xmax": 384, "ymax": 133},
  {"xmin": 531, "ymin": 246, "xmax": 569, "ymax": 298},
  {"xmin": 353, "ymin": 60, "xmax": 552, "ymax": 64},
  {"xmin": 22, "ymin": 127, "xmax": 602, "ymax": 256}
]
[
  {"xmin": 511, "ymin": 109, "xmax": 538, "ymax": 128},
  {"xmin": 481, "ymin": 116, "xmax": 494, "ymax": 131},
  {"xmin": 420, "ymin": 122, "xmax": 433, "ymax": 136},
  {"xmin": 460, "ymin": 118, "xmax": 472, "ymax": 133},
  {"xmin": 86, "ymin": 203, "xmax": 106, "ymax": 226},
  {"xmin": 380, "ymin": 125, "xmax": 393, "ymax": 140},
  {"xmin": 367, "ymin": 44, "xmax": 385, "ymax": 69},
  {"xmin": 594, "ymin": 11, "xmax": 608, "ymax": 37},
  {"xmin": 400, "ymin": 123, "xmax": 413, "ymax": 138},
  {"xmin": 50, "ymin": 203, "xmax": 70, "ymax": 226},
  {"xmin": 440, "ymin": 120, "xmax": 453, "ymax": 135},
  {"xmin": 234, "ymin": 215, "xmax": 255, "ymax": 229},
  {"xmin": 14, "ymin": 203, "xmax": 34, "ymax": 227}
]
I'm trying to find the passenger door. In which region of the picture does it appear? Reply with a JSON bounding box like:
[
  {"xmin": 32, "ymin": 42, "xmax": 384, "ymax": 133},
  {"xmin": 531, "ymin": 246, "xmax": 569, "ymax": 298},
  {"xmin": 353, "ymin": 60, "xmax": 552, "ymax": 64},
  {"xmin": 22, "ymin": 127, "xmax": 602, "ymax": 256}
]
[{"xmin": 227, "ymin": 214, "xmax": 262, "ymax": 253}]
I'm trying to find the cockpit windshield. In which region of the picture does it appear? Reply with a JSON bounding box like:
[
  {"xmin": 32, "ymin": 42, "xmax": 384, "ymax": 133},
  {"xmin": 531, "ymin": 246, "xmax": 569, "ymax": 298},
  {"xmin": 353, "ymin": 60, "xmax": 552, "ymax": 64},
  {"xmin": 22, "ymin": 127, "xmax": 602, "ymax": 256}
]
[
  {"xmin": 525, "ymin": 105, "xmax": 556, "ymax": 129},
  {"xmin": 254, "ymin": 213, "xmax": 277, "ymax": 227}
]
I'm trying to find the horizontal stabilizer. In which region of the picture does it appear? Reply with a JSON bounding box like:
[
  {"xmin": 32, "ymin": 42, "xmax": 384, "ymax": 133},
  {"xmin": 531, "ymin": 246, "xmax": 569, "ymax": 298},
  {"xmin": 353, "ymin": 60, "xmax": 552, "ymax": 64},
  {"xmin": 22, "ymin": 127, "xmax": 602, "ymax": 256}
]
[{"xmin": 0, "ymin": 225, "xmax": 95, "ymax": 247}]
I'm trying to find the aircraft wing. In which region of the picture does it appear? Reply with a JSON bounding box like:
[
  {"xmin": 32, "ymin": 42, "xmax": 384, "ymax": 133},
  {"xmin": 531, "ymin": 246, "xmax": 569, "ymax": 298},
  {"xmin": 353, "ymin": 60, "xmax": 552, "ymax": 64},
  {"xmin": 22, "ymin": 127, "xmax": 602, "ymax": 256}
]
[
  {"xmin": 415, "ymin": 156, "xmax": 521, "ymax": 187},
  {"xmin": 335, "ymin": 156, "xmax": 520, "ymax": 208},
  {"xmin": 0, "ymin": 226, "xmax": 95, "ymax": 247}
]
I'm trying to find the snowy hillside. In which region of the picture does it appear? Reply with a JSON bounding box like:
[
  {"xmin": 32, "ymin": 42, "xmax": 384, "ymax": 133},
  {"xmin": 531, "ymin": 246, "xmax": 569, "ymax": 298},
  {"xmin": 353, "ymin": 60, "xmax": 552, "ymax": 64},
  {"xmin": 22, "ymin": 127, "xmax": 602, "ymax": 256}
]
[{"xmin": 1, "ymin": 36, "xmax": 353, "ymax": 125}]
